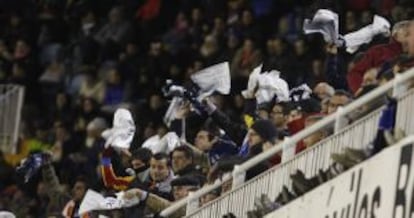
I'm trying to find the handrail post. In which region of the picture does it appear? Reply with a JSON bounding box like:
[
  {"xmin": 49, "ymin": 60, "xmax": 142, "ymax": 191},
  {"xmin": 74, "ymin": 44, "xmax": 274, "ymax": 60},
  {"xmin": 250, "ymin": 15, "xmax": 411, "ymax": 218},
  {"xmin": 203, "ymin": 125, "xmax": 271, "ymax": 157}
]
[
  {"xmin": 232, "ymin": 165, "xmax": 245, "ymax": 190},
  {"xmin": 281, "ymin": 137, "xmax": 294, "ymax": 163},
  {"xmin": 393, "ymin": 73, "xmax": 403, "ymax": 98},
  {"xmin": 334, "ymin": 106, "xmax": 346, "ymax": 133},
  {"xmin": 185, "ymin": 191, "xmax": 199, "ymax": 216}
]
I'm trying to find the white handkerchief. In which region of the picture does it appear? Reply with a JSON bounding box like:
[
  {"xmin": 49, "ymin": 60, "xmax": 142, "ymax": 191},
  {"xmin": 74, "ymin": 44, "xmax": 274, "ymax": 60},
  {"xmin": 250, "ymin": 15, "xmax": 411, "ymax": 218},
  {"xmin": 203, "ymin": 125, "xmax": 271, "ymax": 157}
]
[
  {"xmin": 142, "ymin": 134, "xmax": 161, "ymax": 154},
  {"xmin": 116, "ymin": 191, "xmax": 141, "ymax": 208},
  {"xmin": 163, "ymin": 97, "xmax": 183, "ymax": 127},
  {"xmin": 102, "ymin": 108, "xmax": 136, "ymax": 149},
  {"xmin": 79, "ymin": 189, "xmax": 105, "ymax": 214},
  {"xmin": 303, "ymin": 9, "xmax": 340, "ymax": 46},
  {"xmin": 344, "ymin": 15, "xmax": 390, "ymax": 53},
  {"xmin": 241, "ymin": 64, "xmax": 262, "ymax": 98},
  {"xmin": 79, "ymin": 189, "xmax": 141, "ymax": 215},
  {"xmin": 191, "ymin": 62, "xmax": 231, "ymax": 100},
  {"xmin": 142, "ymin": 132, "xmax": 180, "ymax": 154},
  {"xmin": 255, "ymin": 70, "xmax": 290, "ymax": 104}
]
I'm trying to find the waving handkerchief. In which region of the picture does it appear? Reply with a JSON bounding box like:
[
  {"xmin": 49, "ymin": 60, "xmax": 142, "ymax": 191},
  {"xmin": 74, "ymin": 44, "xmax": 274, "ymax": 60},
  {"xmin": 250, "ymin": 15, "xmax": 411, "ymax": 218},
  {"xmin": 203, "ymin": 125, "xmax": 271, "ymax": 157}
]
[
  {"xmin": 102, "ymin": 108, "xmax": 136, "ymax": 149},
  {"xmin": 241, "ymin": 64, "xmax": 262, "ymax": 99},
  {"xmin": 344, "ymin": 15, "xmax": 390, "ymax": 53},
  {"xmin": 303, "ymin": 9, "xmax": 341, "ymax": 46},
  {"xmin": 79, "ymin": 189, "xmax": 142, "ymax": 215},
  {"xmin": 163, "ymin": 97, "xmax": 183, "ymax": 127},
  {"xmin": 115, "ymin": 191, "xmax": 141, "ymax": 208},
  {"xmin": 79, "ymin": 189, "xmax": 120, "ymax": 214},
  {"xmin": 142, "ymin": 132, "xmax": 180, "ymax": 154},
  {"xmin": 191, "ymin": 62, "xmax": 230, "ymax": 100},
  {"xmin": 255, "ymin": 70, "xmax": 290, "ymax": 104}
]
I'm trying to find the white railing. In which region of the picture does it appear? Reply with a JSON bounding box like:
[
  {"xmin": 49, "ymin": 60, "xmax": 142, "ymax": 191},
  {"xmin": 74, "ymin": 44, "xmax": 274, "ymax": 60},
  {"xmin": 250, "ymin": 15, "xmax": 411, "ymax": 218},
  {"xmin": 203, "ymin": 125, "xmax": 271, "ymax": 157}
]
[
  {"xmin": 160, "ymin": 68, "xmax": 414, "ymax": 218},
  {"xmin": 186, "ymin": 108, "xmax": 382, "ymax": 218},
  {"xmin": 0, "ymin": 85, "xmax": 25, "ymax": 154},
  {"xmin": 395, "ymin": 88, "xmax": 414, "ymax": 135},
  {"xmin": 265, "ymin": 135, "xmax": 414, "ymax": 218}
]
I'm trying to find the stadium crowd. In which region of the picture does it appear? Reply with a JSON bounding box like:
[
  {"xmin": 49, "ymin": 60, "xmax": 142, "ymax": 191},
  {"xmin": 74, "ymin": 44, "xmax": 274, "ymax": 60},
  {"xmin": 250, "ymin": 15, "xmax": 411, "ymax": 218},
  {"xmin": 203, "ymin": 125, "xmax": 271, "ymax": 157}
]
[{"xmin": 0, "ymin": 0, "xmax": 414, "ymax": 217}]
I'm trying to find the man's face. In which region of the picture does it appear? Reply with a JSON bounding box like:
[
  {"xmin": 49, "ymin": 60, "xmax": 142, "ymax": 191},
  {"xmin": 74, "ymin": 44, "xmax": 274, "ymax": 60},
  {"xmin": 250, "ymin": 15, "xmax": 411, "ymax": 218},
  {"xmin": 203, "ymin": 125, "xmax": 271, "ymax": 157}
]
[
  {"xmin": 72, "ymin": 181, "xmax": 87, "ymax": 202},
  {"xmin": 328, "ymin": 95, "xmax": 350, "ymax": 114},
  {"xmin": 195, "ymin": 130, "xmax": 214, "ymax": 151},
  {"xmin": 149, "ymin": 158, "xmax": 169, "ymax": 182},
  {"xmin": 270, "ymin": 105, "xmax": 286, "ymax": 128},
  {"xmin": 303, "ymin": 120, "xmax": 325, "ymax": 148},
  {"xmin": 171, "ymin": 151, "xmax": 192, "ymax": 173},
  {"xmin": 247, "ymin": 129, "xmax": 262, "ymax": 146},
  {"xmin": 172, "ymin": 185, "xmax": 197, "ymax": 200},
  {"xmin": 287, "ymin": 109, "xmax": 302, "ymax": 123}
]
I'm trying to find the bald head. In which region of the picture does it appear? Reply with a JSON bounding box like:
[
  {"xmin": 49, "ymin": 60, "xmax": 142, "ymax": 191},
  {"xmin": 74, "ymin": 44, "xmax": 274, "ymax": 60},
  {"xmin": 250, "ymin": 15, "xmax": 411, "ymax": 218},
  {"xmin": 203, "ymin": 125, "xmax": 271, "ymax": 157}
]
[
  {"xmin": 392, "ymin": 20, "xmax": 411, "ymax": 38},
  {"xmin": 392, "ymin": 20, "xmax": 412, "ymax": 53}
]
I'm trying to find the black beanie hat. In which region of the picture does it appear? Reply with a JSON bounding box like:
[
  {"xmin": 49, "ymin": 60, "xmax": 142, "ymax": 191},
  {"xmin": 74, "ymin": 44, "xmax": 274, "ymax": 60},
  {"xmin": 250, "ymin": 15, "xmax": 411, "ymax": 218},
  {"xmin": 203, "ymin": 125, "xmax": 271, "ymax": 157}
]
[{"xmin": 251, "ymin": 119, "xmax": 278, "ymax": 143}]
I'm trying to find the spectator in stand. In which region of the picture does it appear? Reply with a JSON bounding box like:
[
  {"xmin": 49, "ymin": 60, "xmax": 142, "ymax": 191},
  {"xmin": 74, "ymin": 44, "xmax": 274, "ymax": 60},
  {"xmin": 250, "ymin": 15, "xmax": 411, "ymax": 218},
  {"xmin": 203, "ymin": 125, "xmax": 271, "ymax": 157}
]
[
  {"xmin": 327, "ymin": 90, "xmax": 353, "ymax": 114},
  {"xmin": 61, "ymin": 177, "xmax": 90, "ymax": 218},
  {"xmin": 101, "ymin": 147, "xmax": 153, "ymax": 191},
  {"xmin": 171, "ymin": 146, "xmax": 201, "ymax": 177},
  {"xmin": 303, "ymin": 115, "xmax": 327, "ymax": 148},
  {"xmin": 263, "ymin": 36, "xmax": 292, "ymax": 82},
  {"xmin": 199, "ymin": 34, "xmax": 221, "ymax": 65},
  {"xmin": 2, "ymin": 1, "xmax": 414, "ymax": 216},
  {"xmin": 73, "ymin": 97, "xmax": 101, "ymax": 133},
  {"xmin": 288, "ymin": 38, "xmax": 312, "ymax": 87},
  {"xmin": 100, "ymin": 147, "xmax": 152, "ymax": 217},
  {"xmin": 79, "ymin": 67, "xmax": 105, "ymax": 104},
  {"xmin": 231, "ymin": 37, "xmax": 262, "ymax": 78},
  {"xmin": 347, "ymin": 20, "xmax": 411, "ymax": 94},
  {"xmin": 101, "ymin": 68, "xmax": 131, "ymax": 113},
  {"xmin": 313, "ymin": 82, "xmax": 335, "ymax": 101},
  {"xmin": 49, "ymin": 92, "xmax": 74, "ymax": 127},
  {"xmin": 104, "ymin": 151, "xmax": 175, "ymax": 202},
  {"xmin": 94, "ymin": 6, "xmax": 133, "ymax": 47},
  {"xmin": 269, "ymin": 102, "xmax": 291, "ymax": 135},
  {"xmin": 122, "ymin": 175, "xmax": 203, "ymax": 218}
]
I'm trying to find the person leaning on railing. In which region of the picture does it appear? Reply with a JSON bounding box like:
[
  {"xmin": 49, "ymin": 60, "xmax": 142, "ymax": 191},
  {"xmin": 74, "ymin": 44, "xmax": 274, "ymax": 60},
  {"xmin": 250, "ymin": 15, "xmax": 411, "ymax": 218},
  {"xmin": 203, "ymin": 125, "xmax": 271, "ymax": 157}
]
[{"xmin": 122, "ymin": 175, "xmax": 204, "ymax": 218}]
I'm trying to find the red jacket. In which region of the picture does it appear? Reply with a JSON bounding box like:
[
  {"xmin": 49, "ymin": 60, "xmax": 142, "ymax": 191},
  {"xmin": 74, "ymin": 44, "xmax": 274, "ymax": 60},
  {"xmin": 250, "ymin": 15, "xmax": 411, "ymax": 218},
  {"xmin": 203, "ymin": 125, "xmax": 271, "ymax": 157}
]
[
  {"xmin": 347, "ymin": 40, "xmax": 402, "ymax": 94},
  {"xmin": 287, "ymin": 117, "xmax": 307, "ymax": 154}
]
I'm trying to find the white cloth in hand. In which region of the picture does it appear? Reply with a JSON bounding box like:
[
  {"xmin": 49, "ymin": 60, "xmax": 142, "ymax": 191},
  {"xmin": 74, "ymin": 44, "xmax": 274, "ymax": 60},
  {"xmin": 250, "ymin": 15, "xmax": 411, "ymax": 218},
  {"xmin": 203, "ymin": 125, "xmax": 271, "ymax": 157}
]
[
  {"xmin": 241, "ymin": 64, "xmax": 262, "ymax": 99},
  {"xmin": 303, "ymin": 9, "xmax": 340, "ymax": 46},
  {"xmin": 255, "ymin": 70, "xmax": 290, "ymax": 104},
  {"xmin": 102, "ymin": 108, "xmax": 136, "ymax": 149},
  {"xmin": 344, "ymin": 15, "xmax": 390, "ymax": 53}
]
